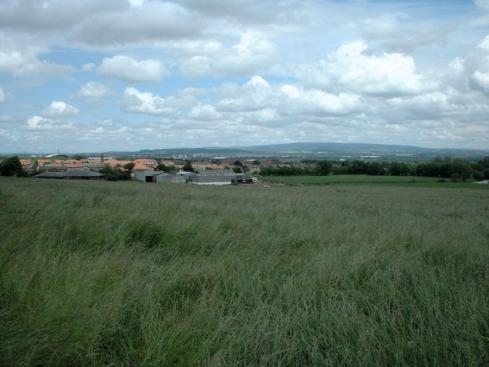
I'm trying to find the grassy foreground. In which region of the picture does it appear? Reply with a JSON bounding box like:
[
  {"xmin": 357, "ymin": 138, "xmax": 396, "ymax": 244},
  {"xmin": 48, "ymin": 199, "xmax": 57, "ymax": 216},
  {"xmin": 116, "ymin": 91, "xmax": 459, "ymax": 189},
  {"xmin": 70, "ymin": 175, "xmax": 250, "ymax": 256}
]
[
  {"xmin": 1, "ymin": 178, "xmax": 489, "ymax": 366},
  {"xmin": 263, "ymin": 174, "xmax": 489, "ymax": 189}
]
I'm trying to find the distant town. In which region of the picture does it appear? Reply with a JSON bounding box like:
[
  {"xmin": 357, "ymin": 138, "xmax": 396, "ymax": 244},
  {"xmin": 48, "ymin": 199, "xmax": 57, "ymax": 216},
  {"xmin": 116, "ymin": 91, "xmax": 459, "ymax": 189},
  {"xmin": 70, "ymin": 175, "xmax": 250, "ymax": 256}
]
[
  {"xmin": 0, "ymin": 146, "xmax": 488, "ymax": 186},
  {"xmin": 16, "ymin": 154, "xmax": 262, "ymax": 185},
  {"xmin": 1, "ymin": 142, "xmax": 488, "ymax": 185}
]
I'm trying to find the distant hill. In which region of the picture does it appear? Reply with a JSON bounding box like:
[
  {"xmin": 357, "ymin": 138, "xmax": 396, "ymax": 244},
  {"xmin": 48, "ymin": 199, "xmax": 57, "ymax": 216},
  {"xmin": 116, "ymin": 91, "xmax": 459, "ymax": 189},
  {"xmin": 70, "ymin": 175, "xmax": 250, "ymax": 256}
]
[
  {"xmin": 103, "ymin": 147, "xmax": 253, "ymax": 158},
  {"xmin": 100, "ymin": 142, "xmax": 489, "ymax": 162}
]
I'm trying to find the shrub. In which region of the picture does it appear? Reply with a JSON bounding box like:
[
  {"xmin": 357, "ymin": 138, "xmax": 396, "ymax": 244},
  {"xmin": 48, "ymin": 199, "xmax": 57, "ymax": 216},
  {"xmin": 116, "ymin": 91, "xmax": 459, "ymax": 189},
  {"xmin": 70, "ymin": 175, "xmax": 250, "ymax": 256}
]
[{"xmin": 0, "ymin": 156, "xmax": 26, "ymax": 177}]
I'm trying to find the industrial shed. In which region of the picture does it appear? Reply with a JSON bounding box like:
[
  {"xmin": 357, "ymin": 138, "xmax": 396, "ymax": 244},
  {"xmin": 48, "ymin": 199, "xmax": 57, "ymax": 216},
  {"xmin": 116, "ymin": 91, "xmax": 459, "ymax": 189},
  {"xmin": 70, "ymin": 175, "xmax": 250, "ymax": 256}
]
[
  {"xmin": 156, "ymin": 173, "xmax": 187, "ymax": 184},
  {"xmin": 133, "ymin": 171, "xmax": 188, "ymax": 183},
  {"xmin": 132, "ymin": 169, "xmax": 252, "ymax": 185},
  {"xmin": 133, "ymin": 170, "xmax": 163, "ymax": 183},
  {"xmin": 34, "ymin": 168, "xmax": 104, "ymax": 179},
  {"xmin": 191, "ymin": 170, "xmax": 252, "ymax": 185}
]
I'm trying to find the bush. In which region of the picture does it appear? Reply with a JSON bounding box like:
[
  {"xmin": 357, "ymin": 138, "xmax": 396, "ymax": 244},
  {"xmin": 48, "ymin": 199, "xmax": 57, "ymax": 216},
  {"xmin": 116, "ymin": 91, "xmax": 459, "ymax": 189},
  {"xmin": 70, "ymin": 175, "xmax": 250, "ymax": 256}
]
[
  {"xmin": 473, "ymin": 170, "xmax": 484, "ymax": 181},
  {"xmin": 315, "ymin": 161, "xmax": 332, "ymax": 175},
  {"xmin": 0, "ymin": 156, "xmax": 26, "ymax": 177},
  {"xmin": 100, "ymin": 165, "xmax": 131, "ymax": 181},
  {"xmin": 157, "ymin": 163, "xmax": 177, "ymax": 173}
]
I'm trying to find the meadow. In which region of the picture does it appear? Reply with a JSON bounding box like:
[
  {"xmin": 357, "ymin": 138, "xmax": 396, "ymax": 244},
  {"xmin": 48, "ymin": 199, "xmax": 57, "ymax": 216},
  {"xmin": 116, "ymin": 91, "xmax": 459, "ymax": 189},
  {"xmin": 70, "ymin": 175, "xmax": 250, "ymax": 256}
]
[
  {"xmin": 263, "ymin": 174, "xmax": 489, "ymax": 189},
  {"xmin": 1, "ymin": 177, "xmax": 489, "ymax": 366}
]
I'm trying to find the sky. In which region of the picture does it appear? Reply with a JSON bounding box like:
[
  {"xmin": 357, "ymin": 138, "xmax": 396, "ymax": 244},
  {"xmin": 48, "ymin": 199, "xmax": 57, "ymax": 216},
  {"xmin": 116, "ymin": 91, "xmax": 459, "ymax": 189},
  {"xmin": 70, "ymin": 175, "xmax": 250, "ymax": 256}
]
[{"xmin": 0, "ymin": 0, "xmax": 489, "ymax": 153}]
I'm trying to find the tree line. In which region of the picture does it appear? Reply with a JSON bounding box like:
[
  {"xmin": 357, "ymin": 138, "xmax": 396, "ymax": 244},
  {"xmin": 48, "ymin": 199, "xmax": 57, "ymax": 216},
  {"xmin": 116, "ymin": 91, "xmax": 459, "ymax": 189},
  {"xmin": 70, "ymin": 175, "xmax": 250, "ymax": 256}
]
[{"xmin": 259, "ymin": 157, "xmax": 489, "ymax": 181}]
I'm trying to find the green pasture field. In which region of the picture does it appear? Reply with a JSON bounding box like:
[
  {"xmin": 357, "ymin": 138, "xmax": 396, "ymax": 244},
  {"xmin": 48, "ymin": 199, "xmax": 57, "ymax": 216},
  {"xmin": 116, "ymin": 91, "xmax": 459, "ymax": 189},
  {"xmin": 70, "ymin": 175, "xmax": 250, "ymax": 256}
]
[
  {"xmin": 1, "ymin": 177, "xmax": 488, "ymax": 366},
  {"xmin": 263, "ymin": 174, "xmax": 489, "ymax": 189}
]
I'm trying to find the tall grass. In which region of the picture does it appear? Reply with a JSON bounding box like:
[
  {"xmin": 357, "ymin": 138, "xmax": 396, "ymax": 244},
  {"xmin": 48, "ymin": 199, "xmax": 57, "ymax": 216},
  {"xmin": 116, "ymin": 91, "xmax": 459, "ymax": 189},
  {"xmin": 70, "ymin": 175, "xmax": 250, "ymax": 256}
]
[
  {"xmin": 1, "ymin": 177, "xmax": 488, "ymax": 366},
  {"xmin": 263, "ymin": 174, "xmax": 489, "ymax": 188}
]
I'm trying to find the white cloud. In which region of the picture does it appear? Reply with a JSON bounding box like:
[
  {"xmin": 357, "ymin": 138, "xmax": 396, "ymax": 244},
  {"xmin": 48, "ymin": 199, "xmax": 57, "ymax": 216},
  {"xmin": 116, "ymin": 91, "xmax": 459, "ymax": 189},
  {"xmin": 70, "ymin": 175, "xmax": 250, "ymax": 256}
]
[
  {"xmin": 289, "ymin": 88, "xmax": 361, "ymax": 115},
  {"xmin": 471, "ymin": 71, "xmax": 489, "ymax": 92},
  {"xmin": 179, "ymin": 32, "xmax": 275, "ymax": 77},
  {"xmin": 213, "ymin": 32, "xmax": 275, "ymax": 75},
  {"xmin": 0, "ymin": 1, "xmax": 204, "ymax": 46},
  {"xmin": 0, "ymin": 44, "xmax": 73, "ymax": 78},
  {"xmin": 42, "ymin": 101, "xmax": 79, "ymax": 118},
  {"xmin": 217, "ymin": 75, "xmax": 273, "ymax": 111},
  {"xmin": 446, "ymin": 35, "xmax": 489, "ymax": 95},
  {"xmin": 472, "ymin": 0, "xmax": 489, "ymax": 26},
  {"xmin": 215, "ymin": 76, "xmax": 361, "ymax": 117},
  {"xmin": 128, "ymin": 0, "xmax": 145, "ymax": 8},
  {"xmin": 295, "ymin": 41, "xmax": 430, "ymax": 96},
  {"xmin": 362, "ymin": 14, "xmax": 451, "ymax": 52},
  {"xmin": 0, "ymin": 1, "xmax": 123, "ymax": 32},
  {"xmin": 180, "ymin": 56, "xmax": 211, "ymax": 77},
  {"xmin": 97, "ymin": 55, "xmax": 164, "ymax": 83},
  {"xmin": 188, "ymin": 104, "xmax": 221, "ymax": 120},
  {"xmin": 123, "ymin": 87, "xmax": 173, "ymax": 114},
  {"xmin": 384, "ymin": 91, "xmax": 460, "ymax": 120},
  {"xmin": 176, "ymin": 0, "xmax": 318, "ymax": 28},
  {"xmin": 78, "ymin": 82, "xmax": 109, "ymax": 99},
  {"xmin": 71, "ymin": 1, "xmax": 204, "ymax": 46},
  {"xmin": 478, "ymin": 35, "xmax": 489, "ymax": 51},
  {"xmin": 26, "ymin": 115, "xmax": 73, "ymax": 130},
  {"xmin": 0, "ymin": 88, "xmax": 5, "ymax": 102},
  {"xmin": 476, "ymin": 0, "xmax": 489, "ymax": 11}
]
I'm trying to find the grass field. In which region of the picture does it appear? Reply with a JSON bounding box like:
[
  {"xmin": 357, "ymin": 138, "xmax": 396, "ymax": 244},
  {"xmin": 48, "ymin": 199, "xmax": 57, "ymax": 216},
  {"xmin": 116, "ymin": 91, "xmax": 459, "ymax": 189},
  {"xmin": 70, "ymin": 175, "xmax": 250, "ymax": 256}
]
[
  {"xmin": 1, "ymin": 177, "xmax": 489, "ymax": 366},
  {"xmin": 263, "ymin": 174, "xmax": 489, "ymax": 189}
]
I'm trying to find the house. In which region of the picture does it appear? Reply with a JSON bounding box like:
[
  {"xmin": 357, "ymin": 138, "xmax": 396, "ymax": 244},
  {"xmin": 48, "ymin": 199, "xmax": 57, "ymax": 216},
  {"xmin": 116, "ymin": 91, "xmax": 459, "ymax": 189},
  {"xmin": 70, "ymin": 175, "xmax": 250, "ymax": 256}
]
[
  {"xmin": 104, "ymin": 158, "xmax": 157, "ymax": 171},
  {"xmin": 133, "ymin": 159, "xmax": 158, "ymax": 171},
  {"xmin": 20, "ymin": 159, "xmax": 33, "ymax": 173},
  {"xmin": 34, "ymin": 168, "xmax": 104, "ymax": 179}
]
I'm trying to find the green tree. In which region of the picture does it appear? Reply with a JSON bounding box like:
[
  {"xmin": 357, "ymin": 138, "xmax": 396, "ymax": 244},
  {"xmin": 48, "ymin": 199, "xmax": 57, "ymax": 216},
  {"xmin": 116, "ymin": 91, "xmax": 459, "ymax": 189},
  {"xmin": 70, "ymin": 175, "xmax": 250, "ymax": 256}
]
[
  {"xmin": 72, "ymin": 154, "xmax": 87, "ymax": 160},
  {"xmin": 451, "ymin": 159, "xmax": 473, "ymax": 182},
  {"xmin": 100, "ymin": 165, "xmax": 131, "ymax": 181},
  {"xmin": 123, "ymin": 162, "xmax": 135, "ymax": 171},
  {"xmin": 232, "ymin": 160, "xmax": 248, "ymax": 173},
  {"xmin": 156, "ymin": 163, "xmax": 177, "ymax": 173},
  {"xmin": 0, "ymin": 156, "xmax": 26, "ymax": 177},
  {"xmin": 182, "ymin": 160, "xmax": 195, "ymax": 172},
  {"xmin": 315, "ymin": 161, "xmax": 332, "ymax": 176},
  {"xmin": 473, "ymin": 170, "xmax": 484, "ymax": 181}
]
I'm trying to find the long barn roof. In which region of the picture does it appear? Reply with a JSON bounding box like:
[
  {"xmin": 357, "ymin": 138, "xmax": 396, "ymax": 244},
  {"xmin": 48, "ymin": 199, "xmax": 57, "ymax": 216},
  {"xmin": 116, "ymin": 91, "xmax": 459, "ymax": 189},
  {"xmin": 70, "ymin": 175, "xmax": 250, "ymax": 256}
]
[{"xmin": 35, "ymin": 168, "xmax": 103, "ymax": 178}]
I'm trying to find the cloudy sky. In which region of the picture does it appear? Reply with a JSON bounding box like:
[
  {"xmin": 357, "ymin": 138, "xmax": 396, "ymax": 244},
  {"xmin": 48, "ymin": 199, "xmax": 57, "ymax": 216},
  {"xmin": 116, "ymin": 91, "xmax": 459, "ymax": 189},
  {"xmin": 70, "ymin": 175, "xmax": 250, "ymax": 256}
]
[{"xmin": 1, "ymin": 0, "xmax": 489, "ymax": 153}]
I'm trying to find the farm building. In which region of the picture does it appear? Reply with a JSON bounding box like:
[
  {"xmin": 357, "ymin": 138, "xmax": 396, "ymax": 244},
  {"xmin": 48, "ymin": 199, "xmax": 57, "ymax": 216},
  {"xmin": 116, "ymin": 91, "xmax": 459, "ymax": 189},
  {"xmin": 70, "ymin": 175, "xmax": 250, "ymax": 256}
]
[
  {"xmin": 133, "ymin": 169, "xmax": 252, "ymax": 185},
  {"xmin": 191, "ymin": 170, "xmax": 252, "ymax": 185},
  {"xmin": 133, "ymin": 171, "xmax": 188, "ymax": 183},
  {"xmin": 177, "ymin": 171, "xmax": 197, "ymax": 183},
  {"xmin": 133, "ymin": 170, "xmax": 163, "ymax": 183},
  {"xmin": 34, "ymin": 168, "xmax": 103, "ymax": 179},
  {"xmin": 156, "ymin": 173, "xmax": 187, "ymax": 184}
]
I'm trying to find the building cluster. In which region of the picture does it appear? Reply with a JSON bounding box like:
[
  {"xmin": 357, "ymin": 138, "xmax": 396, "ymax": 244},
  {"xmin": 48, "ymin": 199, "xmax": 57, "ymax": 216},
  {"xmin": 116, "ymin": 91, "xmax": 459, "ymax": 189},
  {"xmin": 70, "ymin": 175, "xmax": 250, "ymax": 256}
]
[
  {"xmin": 21, "ymin": 157, "xmax": 157, "ymax": 172},
  {"xmin": 23, "ymin": 155, "xmax": 259, "ymax": 185},
  {"xmin": 133, "ymin": 169, "xmax": 253, "ymax": 185}
]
